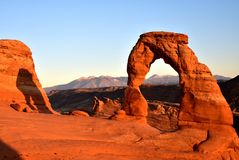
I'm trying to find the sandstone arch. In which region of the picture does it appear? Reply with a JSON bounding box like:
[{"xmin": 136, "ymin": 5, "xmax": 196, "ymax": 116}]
[{"xmin": 124, "ymin": 32, "xmax": 233, "ymax": 125}]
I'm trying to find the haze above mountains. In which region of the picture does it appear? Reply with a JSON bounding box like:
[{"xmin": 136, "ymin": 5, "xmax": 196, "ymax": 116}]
[{"xmin": 44, "ymin": 74, "xmax": 231, "ymax": 93}]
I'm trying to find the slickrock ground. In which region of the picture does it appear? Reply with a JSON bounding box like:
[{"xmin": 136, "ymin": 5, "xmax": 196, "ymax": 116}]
[{"xmin": 1, "ymin": 103, "xmax": 239, "ymax": 160}]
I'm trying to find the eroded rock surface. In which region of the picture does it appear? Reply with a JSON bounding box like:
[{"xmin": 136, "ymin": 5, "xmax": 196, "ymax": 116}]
[
  {"xmin": 0, "ymin": 40, "xmax": 55, "ymax": 113},
  {"xmin": 124, "ymin": 32, "xmax": 232, "ymax": 125}
]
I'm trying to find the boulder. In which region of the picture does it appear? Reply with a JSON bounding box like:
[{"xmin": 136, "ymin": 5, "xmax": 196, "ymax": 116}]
[
  {"xmin": 0, "ymin": 40, "xmax": 56, "ymax": 113},
  {"xmin": 70, "ymin": 110, "xmax": 90, "ymax": 117}
]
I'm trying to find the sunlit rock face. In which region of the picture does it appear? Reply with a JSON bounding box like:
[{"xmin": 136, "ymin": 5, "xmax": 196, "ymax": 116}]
[
  {"xmin": 124, "ymin": 31, "xmax": 232, "ymax": 125},
  {"xmin": 0, "ymin": 40, "xmax": 55, "ymax": 113}
]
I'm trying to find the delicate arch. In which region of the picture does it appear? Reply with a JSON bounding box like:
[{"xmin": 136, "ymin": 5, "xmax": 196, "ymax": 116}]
[{"xmin": 124, "ymin": 32, "xmax": 232, "ymax": 125}]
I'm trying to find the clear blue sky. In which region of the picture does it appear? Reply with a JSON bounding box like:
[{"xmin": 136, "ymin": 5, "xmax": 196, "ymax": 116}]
[{"xmin": 1, "ymin": 0, "xmax": 239, "ymax": 87}]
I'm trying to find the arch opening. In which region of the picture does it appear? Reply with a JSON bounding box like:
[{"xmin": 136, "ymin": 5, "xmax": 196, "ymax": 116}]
[
  {"xmin": 141, "ymin": 59, "xmax": 181, "ymax": 131},
  {"xmin": 143, "ymin": 58, "xmax": 181, "ymax": 100},
  {"xmin": 145, "ymin": 58, "xmax": 178, "ymax": 80}
]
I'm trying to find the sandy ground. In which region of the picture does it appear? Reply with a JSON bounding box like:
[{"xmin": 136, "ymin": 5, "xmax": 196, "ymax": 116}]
[{"xmin": 0, "ymin": 102, "xmax": 227, "ymax": 160}]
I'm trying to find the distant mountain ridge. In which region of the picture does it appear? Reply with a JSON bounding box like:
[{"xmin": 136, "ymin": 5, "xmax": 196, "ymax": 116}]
[
  {"xmin": 144, "ymin": 75, "xmax": 179, "ymax": 85},
  {"xmin": 44, "ymin": 74, "xmax": 231, "ymax": 93},
  {"xmin": 45, "ymin": 76, "xmax": 127, "ymax": 93}
]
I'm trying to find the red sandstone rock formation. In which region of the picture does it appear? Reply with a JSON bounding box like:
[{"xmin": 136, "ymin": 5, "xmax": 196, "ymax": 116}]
[
  {"xmin": 120, "ymin": 31, "xmax": 239, "ymax": 156},
  {"xmin": 0, "ymin": 40, "xmax": 55, "ymax": 113},
  {"xmin": 123, "ymin": 32, "xmax": 233, "ymax": 125}
]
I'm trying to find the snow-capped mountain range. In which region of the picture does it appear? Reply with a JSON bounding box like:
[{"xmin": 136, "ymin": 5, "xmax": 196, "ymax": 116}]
[{"xmin": 44, "ymin": 74, "xmax": 231, "ymax": 93}]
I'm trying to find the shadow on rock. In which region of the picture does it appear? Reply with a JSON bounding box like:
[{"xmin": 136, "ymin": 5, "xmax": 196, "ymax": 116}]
[
  {"xmin": 0, "ymin": 140, "xmax": 23, "ymax": 160},
  {"xmin": 15, "ymin": 68, "xmax": 50, "ymax": 113}
]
